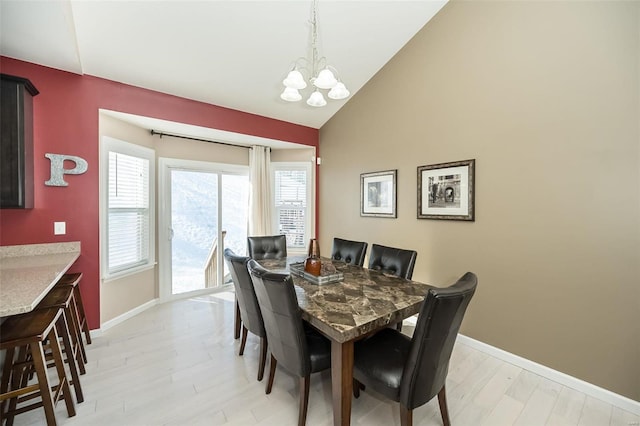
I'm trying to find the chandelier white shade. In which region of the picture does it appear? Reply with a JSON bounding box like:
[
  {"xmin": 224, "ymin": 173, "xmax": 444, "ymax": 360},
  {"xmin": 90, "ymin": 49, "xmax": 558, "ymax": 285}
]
[
  {"xmin": 283, "ymin": 70, "xmax": 307, "ymax": 90},
  {"xmin": 306, "ymin": 90, "xmax": 327, "ymax": 107},
  {"xmin": 280, "ymin": 0, "xmax": 349, "ymax": 107},
  {"xmin": 328, "ymin": 82, "xmax": 350, "ymax": 100},
  {"xmin": 280, "ymin": 87, "xmax": 302, "ymax": 102},
  {"xmin": 313, "ymin": 68, "xmax": 338, "ymax": 89}
]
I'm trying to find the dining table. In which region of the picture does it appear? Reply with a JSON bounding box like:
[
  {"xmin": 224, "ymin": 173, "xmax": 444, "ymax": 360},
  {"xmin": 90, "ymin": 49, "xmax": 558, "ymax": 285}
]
[{"xmin": 257, "ymin": 256, "xmax": 434, "ymax": 426}]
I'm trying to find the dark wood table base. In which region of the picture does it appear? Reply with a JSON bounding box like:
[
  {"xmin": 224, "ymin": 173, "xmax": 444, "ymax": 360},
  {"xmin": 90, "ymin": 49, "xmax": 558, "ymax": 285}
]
[{"xmin": 332, "ymin": 340, "xmax": 354, "ymax": 426}]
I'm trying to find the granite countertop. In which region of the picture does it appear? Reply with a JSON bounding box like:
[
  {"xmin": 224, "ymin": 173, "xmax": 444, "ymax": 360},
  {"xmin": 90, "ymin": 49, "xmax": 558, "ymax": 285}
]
[
  {"xmin": 257, "ymin": 257, "xmax": 433, "ymax": 343},
  {"xmin": 0, "ymin": 242, "xmax": 81, "ymax": 317}
]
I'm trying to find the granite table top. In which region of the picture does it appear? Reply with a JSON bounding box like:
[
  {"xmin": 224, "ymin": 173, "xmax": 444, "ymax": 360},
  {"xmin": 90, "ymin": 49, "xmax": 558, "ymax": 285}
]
[
  {"xmin": 0, "ymin": 242, "xmax": 81, "ymax": 317},
  {"xmin": 257, "ymin": 257, "xmax": 434, "ymax": 343}
]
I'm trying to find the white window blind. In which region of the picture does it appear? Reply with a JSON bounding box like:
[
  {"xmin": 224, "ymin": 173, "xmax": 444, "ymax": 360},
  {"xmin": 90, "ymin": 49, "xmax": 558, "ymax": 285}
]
[
  {"xmin": 103, "ymin": 138, "xmax": 155, "ymax": 277},
  {"xmin": 274, "ymin": 169, "xmax": 307, "ymax": 248}
]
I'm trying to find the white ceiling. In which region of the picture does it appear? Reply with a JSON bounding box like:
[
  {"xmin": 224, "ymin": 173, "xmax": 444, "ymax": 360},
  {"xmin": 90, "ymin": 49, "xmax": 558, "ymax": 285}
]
[{"xmin": 1, "ymin": 1, "xmax": 447, "ymax": 130}]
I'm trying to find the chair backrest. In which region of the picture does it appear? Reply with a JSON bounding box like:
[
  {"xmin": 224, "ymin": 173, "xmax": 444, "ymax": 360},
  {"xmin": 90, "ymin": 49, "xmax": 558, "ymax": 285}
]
[
  {"xmin": 247, "ymin": 235, "xmax": 288, "ymax": 260},
  {"xmin": 368, "ymin": 244, "xmax": 417, "ymax": 279},
  {"xmin": 247, "ymin": 259, "xmax": 310, "ymax": 377},
  {"xmin": 223, "ymin": 248, "xmax": 265, "ymax": 338},
  {"xmin": 400, "ymin": 272, "xmax": 477, "ymax": 409},
  {"xmin": 331, "ymin": 238, "xmax": 368, "ymax": 267}
]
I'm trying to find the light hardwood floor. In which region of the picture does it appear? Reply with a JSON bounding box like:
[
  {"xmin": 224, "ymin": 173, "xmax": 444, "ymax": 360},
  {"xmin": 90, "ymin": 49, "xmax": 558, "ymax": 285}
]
[{"xmin": 13, "ymin": 292, "xmax": 640, "ymax": 426}]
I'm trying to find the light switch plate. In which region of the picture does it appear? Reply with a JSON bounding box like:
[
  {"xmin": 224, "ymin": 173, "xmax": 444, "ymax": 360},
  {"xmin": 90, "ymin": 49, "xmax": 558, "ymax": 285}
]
[{"xmin": 54, "ymin": 222, "xmax": 66, "ymax": 235}]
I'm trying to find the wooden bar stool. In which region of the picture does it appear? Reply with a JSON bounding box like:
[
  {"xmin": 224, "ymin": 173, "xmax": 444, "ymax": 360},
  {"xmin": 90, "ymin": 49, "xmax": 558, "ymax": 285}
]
[
  {"xmin": 39, "ymin": 285, "xmax": 87, "ymax": 368},
  {"xmin": 54, "ymin": 272, "xmax": 91, "ymax": 345},
  {"xmin": 36, "ymin": 286, "xmax": 86, "ymax": 404},
  {"xmin": 0, "ymin": 308, "xmax": 76, "ymax": 426}
]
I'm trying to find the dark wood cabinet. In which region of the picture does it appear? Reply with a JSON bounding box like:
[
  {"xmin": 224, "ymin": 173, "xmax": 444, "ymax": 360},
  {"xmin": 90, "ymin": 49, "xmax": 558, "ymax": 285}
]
[{"xmin": 1, "ymin": 74, "xmax": 38, "ymax": 209}]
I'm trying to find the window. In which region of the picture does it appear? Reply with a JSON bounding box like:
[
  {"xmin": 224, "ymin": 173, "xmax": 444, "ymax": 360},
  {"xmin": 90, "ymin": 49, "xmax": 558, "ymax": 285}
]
[
  {"xmin": 101, "ymin": 137, "xmax": 155, "ymax": 278},
  {"xmin": 272, "ymin": 163, "xmax": 312, "ymax": 250}
]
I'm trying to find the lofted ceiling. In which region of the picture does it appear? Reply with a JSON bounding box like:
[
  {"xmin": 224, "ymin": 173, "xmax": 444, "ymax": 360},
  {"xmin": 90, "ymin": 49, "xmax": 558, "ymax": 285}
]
[{"xmin": 0, "ymin": 1, "xmax": 447, "ymax": 130}]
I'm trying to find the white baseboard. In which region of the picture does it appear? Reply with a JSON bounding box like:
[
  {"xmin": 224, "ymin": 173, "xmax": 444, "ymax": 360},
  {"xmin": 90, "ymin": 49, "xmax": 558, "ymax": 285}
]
[
  {"xmin": 456, "ymin": 334, "xmax": 640, "ymax": 416},
  {"xmin": 97, "ymin": 298, "xmax": 159, "ymax": 334}
]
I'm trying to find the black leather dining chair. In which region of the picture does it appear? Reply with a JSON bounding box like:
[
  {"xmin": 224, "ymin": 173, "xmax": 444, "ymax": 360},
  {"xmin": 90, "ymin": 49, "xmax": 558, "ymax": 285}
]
[
  {"xmin": 331, "ymin": 237, "xmax": 368, "ymax": 267},
  {"xmin": 223, "ymin": 248, "xmax": 268, "ymax": 381},
  {"xmin": 369, "ymin": 243, "xmax": 418, "ymax": 330},
  {"xmin": 247, "ymin": 235, "xmax": 288, "ymax": 260},
  {"xmin": 368, "ymin": 243, "xmax": 417, "ymax": 280},
  {"xmin": 352, "ymin": 272, "xmax": 478, "ymax": 426},
  {"xmin": 247, "ymin": 259, "xmax": 331, "ymax": 426}
]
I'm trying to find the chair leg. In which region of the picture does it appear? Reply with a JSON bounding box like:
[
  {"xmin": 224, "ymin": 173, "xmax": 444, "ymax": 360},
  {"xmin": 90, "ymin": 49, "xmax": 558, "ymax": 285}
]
[
  {"xmin": 234, "ymin": 300, "xmax": 241, "ymax": 340},
  {"xmin": 396, "ymin": 320, "xmax": 403, "ymax": 331},
  {"xmin": 400, "ymin": 403, "xmax": 413, "ymax": 426},
  {"xmin": 437, "ymin": 385, "xmax": 451, "ymax": 426},
  {"xmin": 298, "ymin": 375, "xmax": 310, "ymax": 426},
  {"xmin": 239, "ymin": 325, "xmax": 248, "ymax": 356},
  {"xmin": 257, "ymin": 337, "xmax": 267, "ymax": 381},
  {"xmin": 352, "ymin": 379, "xmax": 365, "ymax": 398},
  {"xmin": 265, "ymin": 355, "xmax": 277, "ymax": 394}
]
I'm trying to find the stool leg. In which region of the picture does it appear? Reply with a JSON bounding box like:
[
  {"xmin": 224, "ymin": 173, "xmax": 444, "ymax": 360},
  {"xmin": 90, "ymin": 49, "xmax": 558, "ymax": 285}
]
[
  {"xmin": 2, "ymin": 346, "xmax": 25, "ymax": 426},
  {"xmin": 48, "ymin": 327, "xmax": 75, "ymax": 418},
  {"xmin": 66, "ymin": 298, "xmax": 87, "ymax": 369},
  {"xmin": 5, "ymin": 345, "xmax": 31, "ymax": 426},
  {"xmin": 73, "ymin": 286, "xmax": 91, "ymax": 345},
  {"xmin": 57, "ymin": 312, "xmax": 84, "ymax": 403},
  {"xmin": 30, "ymin": 341, "xmax": 58, "ymax": 425},
  {"xmin": 0, "ymin": 346, "xmax": 16, "ymax": 416}
]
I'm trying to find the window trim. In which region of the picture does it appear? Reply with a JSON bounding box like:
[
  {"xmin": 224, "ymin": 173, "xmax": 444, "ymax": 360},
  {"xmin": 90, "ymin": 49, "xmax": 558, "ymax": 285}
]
[
  {"xmin": 100, "ymin": 136, "xmax": 156, "ymax": 281},
  {"xmin": 271, "ymin": 161, "xmax": 313, "ymax": 252}
]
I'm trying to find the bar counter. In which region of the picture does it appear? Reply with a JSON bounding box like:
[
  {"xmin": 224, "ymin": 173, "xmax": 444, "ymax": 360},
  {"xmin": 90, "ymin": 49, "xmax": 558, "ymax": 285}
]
[{"xmin": 0, "ymin": 242, "xmax": 81, "ymax": 317}]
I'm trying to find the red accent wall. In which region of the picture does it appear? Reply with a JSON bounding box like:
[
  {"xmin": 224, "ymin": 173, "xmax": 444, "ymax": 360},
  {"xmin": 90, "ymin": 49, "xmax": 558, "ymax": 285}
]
[{"xmin": 0, "ymin": 57, "xmax": 319, "ymax": 329}]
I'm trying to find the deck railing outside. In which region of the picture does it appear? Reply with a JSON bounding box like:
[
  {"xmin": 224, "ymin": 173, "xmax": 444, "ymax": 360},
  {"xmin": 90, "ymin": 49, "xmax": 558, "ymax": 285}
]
[{"xmin": 203, "ymin": 230, "xmax": 226, "ymax": 288}]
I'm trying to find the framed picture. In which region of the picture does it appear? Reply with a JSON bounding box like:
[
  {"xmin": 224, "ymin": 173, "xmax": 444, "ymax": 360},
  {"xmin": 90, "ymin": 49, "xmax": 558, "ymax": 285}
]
[
  {"xmin": 360, "ymin": 169, "xmax": 397, "ymax": 218},
  {"xmin": 417, "ymin": 159, "xmax": 475, "ymax": 221}
]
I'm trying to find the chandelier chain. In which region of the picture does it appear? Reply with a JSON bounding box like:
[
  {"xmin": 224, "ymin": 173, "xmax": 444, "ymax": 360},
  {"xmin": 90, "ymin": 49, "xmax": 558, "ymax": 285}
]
[
  {"xmin": 280, "ymin": 0, "xmax": 349, "ymax": 106},
  {"xmin": 310, "ymin": 0, "xmax": 319, "ymax": 78}
]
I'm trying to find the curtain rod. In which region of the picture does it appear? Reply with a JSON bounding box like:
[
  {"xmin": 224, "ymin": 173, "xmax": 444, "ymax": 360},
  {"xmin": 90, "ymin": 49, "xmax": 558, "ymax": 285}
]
[{"xmin": 150, "ymin": 129, "xmax": 264, "ymax": 150}]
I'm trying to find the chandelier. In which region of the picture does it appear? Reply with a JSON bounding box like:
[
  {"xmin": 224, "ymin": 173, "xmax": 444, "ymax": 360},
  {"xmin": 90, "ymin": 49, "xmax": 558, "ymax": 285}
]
[{"xmin": 280, "ymin": 0, "xmax": 350, "ymax": 107}]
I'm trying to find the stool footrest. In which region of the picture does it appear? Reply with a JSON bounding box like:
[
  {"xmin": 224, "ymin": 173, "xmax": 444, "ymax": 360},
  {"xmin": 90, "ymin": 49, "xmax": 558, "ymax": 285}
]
[
  {"xmin": 12, "ymin": 400, "xmax": 43, "ymax": 417},
  {"xmin": 0, "ymin": 384, "xmax": 39, "ymax": 401}
]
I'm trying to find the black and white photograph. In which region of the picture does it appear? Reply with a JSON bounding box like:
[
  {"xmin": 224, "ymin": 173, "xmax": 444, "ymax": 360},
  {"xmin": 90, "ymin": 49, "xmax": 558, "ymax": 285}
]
[
  {"xmin": 360, "ymin": 169, "xmax": 397, "ymax": 218},
  {"xmin": 418, "ymin": 159, "xmax": 475, "ymax": 221}
]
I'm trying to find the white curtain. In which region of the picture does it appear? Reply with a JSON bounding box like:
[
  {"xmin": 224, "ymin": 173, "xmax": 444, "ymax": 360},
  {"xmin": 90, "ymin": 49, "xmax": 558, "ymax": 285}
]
[{"xmin": 248, "ymin": 146, "xmax": 273, "ymax": 236}]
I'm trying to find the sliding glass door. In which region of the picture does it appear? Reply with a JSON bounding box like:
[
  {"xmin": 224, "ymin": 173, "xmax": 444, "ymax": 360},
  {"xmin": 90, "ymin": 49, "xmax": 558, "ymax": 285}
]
[{"xmin": 159, "ymin": 158, "xmax": 249, "ymax": 300}]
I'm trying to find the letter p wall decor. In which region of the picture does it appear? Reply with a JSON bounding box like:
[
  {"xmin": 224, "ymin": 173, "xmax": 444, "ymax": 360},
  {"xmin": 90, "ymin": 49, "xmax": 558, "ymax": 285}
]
[{"xmin": 45, "ymin": 153, "xmax": 88, "ymax": 186}]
